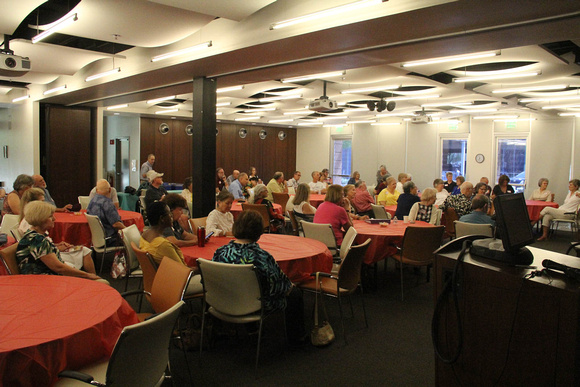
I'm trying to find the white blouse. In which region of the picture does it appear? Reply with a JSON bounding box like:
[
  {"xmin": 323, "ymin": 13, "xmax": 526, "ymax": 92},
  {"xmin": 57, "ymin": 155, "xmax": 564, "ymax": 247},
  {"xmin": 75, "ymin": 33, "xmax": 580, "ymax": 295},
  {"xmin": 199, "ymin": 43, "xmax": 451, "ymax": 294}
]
[{"xmin": 206, "ymin": 209, "xmax": 234, "ymax": 236}]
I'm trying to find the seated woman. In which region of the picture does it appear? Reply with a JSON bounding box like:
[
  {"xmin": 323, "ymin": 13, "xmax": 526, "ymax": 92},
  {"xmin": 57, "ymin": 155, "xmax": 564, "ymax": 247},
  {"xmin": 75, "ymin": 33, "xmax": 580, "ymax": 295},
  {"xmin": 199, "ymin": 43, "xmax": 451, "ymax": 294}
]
[
  {"xmin": 473, "ymin": 182, "xmax": 489, "ymax": 198},
  {"xmin": 314, "ymin": 184, "xmax": 352, "ymax": 245},
  {"xmin": 251, "ymin": 184, "xmax": 285, "ymax": 233},
  {"xmin": 213, "ymin": 210, "xmax": 306, "ymax": 344},
  {"xmin": 206, "ymin": 190, "xmax": 235, "ymax": 237},
  {"xmin": 433, "ymin": 178, "xmax": 449, "ymax": 207},
  {"xmin": 537, "ymin": 179, "xmax": 580, "ymax": 241},
  {"xmin": 492, "ymin": 174, "xmax": 515, "ymax": 197},
  {"xmin": 16, "ymin": 201, "xmax": 100, "ymax": 280},
  {"xmin": 530, "ymin": 178, "xmax": 553, "ymax": 202},
  {"xmin": 409, "ymin": 188, "xmax": 442, "ymax": 225},
  {"xmin": 18, "ymin": 189, "xmax": 95, "ymax": 270},
  {"xmin": 216, "ymin": 167, "xmax": 228, "ymax": 193},
  {"xmin": 347, "ymin": 171, "xmax": 360, "ymax": 185},
  {"xmin": 248, "ymin": 166, "xmax": 262, "ymax": 184},
  {"xmin": 352, "ymin": 180, "xmax": 375, "ymax": 217},
  {"xmin": 452, "ymin": 176, "xmax": 465, "ymax": 195},
  {"xmin": 343, "ymin": 184, "xmax": 369, "ymax": 221},
  {"xmin": 394, "ymin": 181, "xmax": 421, "ymax": 220},
  {"xmin": 377, "ymin": 176, "xmax": 400, "ymax": 206},
  {"xmin": 2, "ymin": 174, "xmax": 34, "ymax": 217},
  {"xmin": 140, "ymin": 201, "xmax": 187, "ymax": 265},
  {"xmin": 287, "ymin": 183, "xmax": 316, "ymax": 222},
  {"xmin": 180, "ymin": 177, "xmax": 193, "ymax": 204},
  {"xmin": 396, "ymin": 173, "xmax": 409, "ymax": 193},
  {"xmin": 162, "ymin": 193, "xmax": 198, "ymax": 247}
]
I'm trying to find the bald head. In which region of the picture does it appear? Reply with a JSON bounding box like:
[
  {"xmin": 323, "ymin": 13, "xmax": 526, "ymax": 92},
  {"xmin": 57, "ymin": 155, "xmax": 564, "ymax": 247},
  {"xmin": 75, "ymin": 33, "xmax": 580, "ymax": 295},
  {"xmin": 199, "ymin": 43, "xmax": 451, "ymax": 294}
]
[
  {"xmin": 32, "ymin": 174, "xmax": 46, "ymax": 188},
  {"xmin": 96, "ymin": 179, "xmax": 111, "ymax": 195},
  {"xmin": 460, "ymin": 182, "xmax": 474, "ymax": 196}
]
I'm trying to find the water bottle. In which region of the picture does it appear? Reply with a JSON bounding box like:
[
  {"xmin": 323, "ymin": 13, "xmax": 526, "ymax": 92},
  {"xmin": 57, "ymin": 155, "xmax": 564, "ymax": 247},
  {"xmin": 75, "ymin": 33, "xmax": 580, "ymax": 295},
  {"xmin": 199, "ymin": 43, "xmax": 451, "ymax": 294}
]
[{"xmin": 198, "ymin": 226, "xmax": 205, "ymax": 247}]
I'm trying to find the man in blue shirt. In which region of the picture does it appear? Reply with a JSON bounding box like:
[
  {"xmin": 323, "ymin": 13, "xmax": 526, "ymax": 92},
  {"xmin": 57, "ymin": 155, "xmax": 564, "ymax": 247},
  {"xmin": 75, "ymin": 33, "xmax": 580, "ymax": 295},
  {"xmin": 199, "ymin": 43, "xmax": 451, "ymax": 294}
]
[
  {"xmin": 459, "ymin": 194, "xmax": 495, "ymax": 226},
  {"xmin": 228, "ymin": 172, "xmax": 248, "ymax": 200},
  {"xmin": 87, "ymin": 179, "xmax": 125, "ymax": 246}
]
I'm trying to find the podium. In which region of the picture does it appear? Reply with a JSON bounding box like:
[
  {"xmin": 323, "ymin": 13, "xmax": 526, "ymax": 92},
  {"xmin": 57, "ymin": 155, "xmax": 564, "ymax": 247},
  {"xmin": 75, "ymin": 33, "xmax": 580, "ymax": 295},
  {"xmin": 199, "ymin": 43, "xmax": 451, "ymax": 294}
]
[{"xmin": 434, "ymin": 246, "xmax": 580, "ymax": 386}]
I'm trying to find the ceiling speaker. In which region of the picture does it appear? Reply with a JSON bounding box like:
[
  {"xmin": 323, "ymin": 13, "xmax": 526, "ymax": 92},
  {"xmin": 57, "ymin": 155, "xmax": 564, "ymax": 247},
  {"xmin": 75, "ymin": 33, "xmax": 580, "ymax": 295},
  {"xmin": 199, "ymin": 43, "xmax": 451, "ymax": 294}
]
[
  {"xmin": 376, "ymin": 100, "xmax": 387, "ymax": 112},
  {"xmin": 367, "ymin": 101, "xmax": 375, "ymax": 111},
  {"xmin": 387, "ymin": 101, "xmax": 396, "ymax": 112}
]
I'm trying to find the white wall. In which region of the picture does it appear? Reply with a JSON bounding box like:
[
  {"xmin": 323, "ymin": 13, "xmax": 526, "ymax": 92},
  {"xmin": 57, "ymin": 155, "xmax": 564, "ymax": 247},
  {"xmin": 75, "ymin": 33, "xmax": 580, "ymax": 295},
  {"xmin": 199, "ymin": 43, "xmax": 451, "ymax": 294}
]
[
  {"xmin": 296, "ymin": 116, "xmax": 580, "ymax": 207},
  {"xmin": 0, "ymin": 100, "xmax": 38, "ymax": 191},
  {"xmin": 104, "ymin": 115, "xmax": 141, "ymax": 188}
]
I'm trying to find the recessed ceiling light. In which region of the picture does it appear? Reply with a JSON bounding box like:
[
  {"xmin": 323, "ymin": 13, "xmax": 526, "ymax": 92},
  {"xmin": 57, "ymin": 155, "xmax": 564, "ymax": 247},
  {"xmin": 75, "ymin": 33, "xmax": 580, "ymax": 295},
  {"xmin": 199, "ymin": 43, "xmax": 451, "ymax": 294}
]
[
  {"xmin": 151, "ymin": 41, "xmax": 212, "ymax": 62},
  {"xmin": 32, "ymin": 13, "xmax": 78, "ymax": 44},
  {"xmin": 216, "ymin": 102, "xmax": 232, "ymax": 107},
  {"xmin": 107, "ymin": 104, "xmax": 128, "ymax": 110},
  {"xmin": 155, "ymin": 109, "xmax": 178, "ymax": 114},
  {"xmin": 341, "ymin": 85, "xmax": 400, "ymax": 94},
  {"xmin": 216, "ymin": 85, "xmax": 244, "ymax": 93},
  {"xmin": 85, "ymin": 68, "xmax": 121, "ymax": 82},
  {"xmin": 12, "ymin": 95, "xmax": 30, "ymax": 103},
  {"xmin": 43, "ymin": 85, "xmax": 67, "ymax": 95},
  {"xmin": 491, "ymin": 84, "xmax": 567, "ymax": 93}
]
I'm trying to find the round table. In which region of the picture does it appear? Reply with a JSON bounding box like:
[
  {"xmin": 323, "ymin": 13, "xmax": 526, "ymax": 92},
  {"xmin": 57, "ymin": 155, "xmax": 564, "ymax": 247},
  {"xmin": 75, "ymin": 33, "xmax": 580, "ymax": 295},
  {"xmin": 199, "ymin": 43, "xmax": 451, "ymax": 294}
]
[
  {"xmin": 526, "ymin": 200, "xmax": 559, "ymax": 222},
  {"xmin": 384, "ymin": 205, "xmax": 397, "ymax": 217},
  {"xmin": 181, "ymin": 234, "xmax": 333, "ymax": 283},
  {"xmin": 0, "ymin": 236, "xmax": 16, "ymax": 276},
  {"xmin": 0, "ymin": 275, "xmax": 138, "ymax": 387},
  {"xmin": 49, "ymin": 210, "xmax": 145, "ymax": 247},
  {"xmin": 352, "ymin": 219, "xmax": 434, "ymax": 265},
  {"xmin": 229, "ymin": 201, "xmax": 282, "ymax": 219},
  {"xmin": 309, "ymin": 194, "xmax": 326, "ymax": 208}
]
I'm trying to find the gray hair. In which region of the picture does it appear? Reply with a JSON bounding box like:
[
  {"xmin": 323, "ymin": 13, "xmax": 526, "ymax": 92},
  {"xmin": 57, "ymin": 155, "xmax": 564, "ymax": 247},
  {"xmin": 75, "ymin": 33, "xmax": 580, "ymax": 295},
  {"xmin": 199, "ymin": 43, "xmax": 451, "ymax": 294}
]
[
  {"xmin": 252, "ymin": 184, "xmax": 268, "ymax": 203},
  {"xmin": 13, "ymin": 174, "xmax": 34, "ymax": 191},
  {"xmin": 538, "ymin": 177, "xmax": 549, "ymax": 187},
  {"xmin": 403, "ymin": 181, "xmax": 416, "ymax": 194}
]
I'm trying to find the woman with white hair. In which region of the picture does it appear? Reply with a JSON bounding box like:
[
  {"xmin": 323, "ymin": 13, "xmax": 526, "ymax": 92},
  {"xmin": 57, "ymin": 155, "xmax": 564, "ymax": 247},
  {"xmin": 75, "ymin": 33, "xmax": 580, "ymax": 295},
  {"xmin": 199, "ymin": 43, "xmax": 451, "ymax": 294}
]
[
  {"xmin": 529, "ymin": 178, "xmax": 553, "ymax": 202},
  {"xmin": 16, "ymin": 201, "xmax": 100, "ymax": 279},
  {"xmin": 408, "ymin": 188, "xmax": 442, "ymax": 225},
  {"xmin": 252, "ymin": 183, "xmax": 285, "ymax": 232}
]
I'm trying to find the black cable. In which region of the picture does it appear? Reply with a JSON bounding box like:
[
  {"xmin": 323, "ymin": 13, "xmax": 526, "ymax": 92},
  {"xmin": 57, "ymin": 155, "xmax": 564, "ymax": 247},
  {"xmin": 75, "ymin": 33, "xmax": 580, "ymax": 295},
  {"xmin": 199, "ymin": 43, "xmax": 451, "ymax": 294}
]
[{"xmin": 431, "ymin": 240, "xmax": 471, "ymax": 364}]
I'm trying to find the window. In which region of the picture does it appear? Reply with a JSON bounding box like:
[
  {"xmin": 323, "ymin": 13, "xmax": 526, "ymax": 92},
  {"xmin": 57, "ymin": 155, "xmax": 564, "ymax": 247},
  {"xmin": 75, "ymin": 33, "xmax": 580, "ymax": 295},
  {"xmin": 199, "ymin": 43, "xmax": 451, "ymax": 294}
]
[
  {"xmin": 440, "ymin": 138, "xmax": 467, "ymax": 180},
  {"xmin": 331, "ymin": 137, "xmax": 352, "ymax": 185},
  {"xmin": 495, "ymin": 137, "xmax": 527, "ymax": 193}
]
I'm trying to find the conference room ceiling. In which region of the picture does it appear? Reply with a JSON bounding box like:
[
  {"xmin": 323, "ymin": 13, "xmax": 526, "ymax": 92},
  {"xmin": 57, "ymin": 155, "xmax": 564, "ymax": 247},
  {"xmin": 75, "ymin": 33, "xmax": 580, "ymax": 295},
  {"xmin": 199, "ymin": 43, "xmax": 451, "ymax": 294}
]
[{"xmin": 2, "ymin": 0, "xmax": 580, "ymax": 126}]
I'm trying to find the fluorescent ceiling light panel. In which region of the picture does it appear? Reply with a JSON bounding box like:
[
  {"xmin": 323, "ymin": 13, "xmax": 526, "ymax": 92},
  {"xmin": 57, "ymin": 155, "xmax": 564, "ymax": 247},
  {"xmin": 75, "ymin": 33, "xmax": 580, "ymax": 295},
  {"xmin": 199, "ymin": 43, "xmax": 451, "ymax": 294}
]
[
  {"xmin": 147, "ymin": 95, "xmax": 176, "ymax": 104},
  {"xmin": 216, "ymin": 85, "xmax": 244, "ymax": 93},
  {"xmin": 235, "ymin": 116, "xmax": 260, "ymax": 121},
  {"xmin": 85, "ymin": 67, "xmax": 121, "ymax": 82},
  {"xmin": 346, "ymin": 120, "xmax": 375, "ymax": 124},
  {"xmin": 269, "ymin": 119, "xmax": 294, "ymax": 123},
  {"xmin": 155, "ymin": 109, "xmax": 178, "ymax": 114},
  {"xmin": 216, "ymin": 112, "xmax": 223, "ymax": 116},
  {"xmin": 107, "ymin": 104, "xmax": 128, "ymax": 110},
  {"xmin": 243, "ymin": 108, "xmax": 276, "ymax": 113},
  {"xmin": 491, "ymin": 84, "xmax": 567, "ymax": 93},
  {"xmin": 32, "ymin": 13, "xmax": 78, "ymax": 44},
  {"xmin": 402, "ymin": 51, "xmax": 499, "ymax": 67},
  {"xmin": 541, "ymin": 104, "xmax": 580, "ymax": 110},
  {"xmin": 472, "ymin": 115, "xmax": 519, "ymax": 120},
  {"xmin": 151, "ymin": 41, "xmax": 212, "ymax": 62},
  {"xmin": 259, "ymin": 94, "xmax": 302, "ymax": 102},
  {"xmin": 270, "ymin": 0, "xmax": 384, "ymax": 30},
  {"xmin": 281, "ymin": 71, "xmax": 345, "ymax": 83},
  {"xmin": 215, "ymin": 102, "xmax": 231, "ymax": 107},
  {"xmin": 453, "ymin": 71, "xmax": 540, "ymax": 83},
  {"xmin": 519, "ymin": 95, "xmax": 580, "ymax": 103},
  {"xmin": 371, "ymin": 122, "xmax": 401, "ymax": 126},
  {"xmin": 558, "ymin": 112, "xmax": 580, "ymax": 116},
  {"xmin": 493, "ymin": 118, "xmax": 536, "ymax": 122},
  {"xmin": 341, "ymin": 85, "xmax": 399, "ymax": 94},
  {"xmin": 449, "ymin": 108, "xmax": 498, "ymax": 114},
  {"xmin": 12, "ymin": 95, "xmax": 30, "ymax": 102},
  {"xmin": 43, "ymin": 85, "xmax": 67, "ymax": 95}
]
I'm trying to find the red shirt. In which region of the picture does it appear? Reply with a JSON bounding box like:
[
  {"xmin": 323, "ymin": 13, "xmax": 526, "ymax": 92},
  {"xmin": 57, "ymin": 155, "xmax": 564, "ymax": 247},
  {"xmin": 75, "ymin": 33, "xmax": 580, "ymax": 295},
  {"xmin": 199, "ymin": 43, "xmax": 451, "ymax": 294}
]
[
  {"xmin": 353, "ymin": 187, "xmax": 374, "ymax": 212},
  {"xmin": 313, "ymin": 201, "xmax": 350, "ymax": 245}
]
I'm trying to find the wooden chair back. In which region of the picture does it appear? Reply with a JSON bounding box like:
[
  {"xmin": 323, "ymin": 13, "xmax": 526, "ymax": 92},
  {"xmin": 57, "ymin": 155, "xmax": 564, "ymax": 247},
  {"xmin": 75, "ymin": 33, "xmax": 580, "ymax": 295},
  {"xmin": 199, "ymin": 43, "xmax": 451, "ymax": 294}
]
[{"xmin": 272, "ymin": 192, "xmax": 289, "ymax": 214}]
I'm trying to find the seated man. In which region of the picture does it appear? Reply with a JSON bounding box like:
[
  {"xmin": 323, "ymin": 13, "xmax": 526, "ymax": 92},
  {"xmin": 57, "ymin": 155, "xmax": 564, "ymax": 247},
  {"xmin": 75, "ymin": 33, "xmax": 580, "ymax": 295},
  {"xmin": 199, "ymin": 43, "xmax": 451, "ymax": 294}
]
[
  {"xmin": 89, "ymin": 183, "xmax": 120, "ymax": 209},
  {"xmin": 144, "ymin": 170, "xmax": 167, "ymax": 211},
  {"xmin": 266, "ymin": 171, "xmax": 288, "ymax": 201},
  {"xmin": 32, "ymin": 174, "xmax": 72, "ymax": 212},
  {"xmin": 87, "ymin": 179, "xmax": 125, "ymax": 246},
  {"xmin": 162, "ymin": 194, "xmax": 198, "ymax": 247},
  {"xmin": 228, "ymin": 172, "xmax": 249, "ymax": 200},
  {"xmin": 308, "ymin": 171, "xmax": 327, "ymax": 194},
  {"xmin": 459, "ymin": 194, "xmax": 495, "ymax": 226},
  {"xmin": 287, "ymin": 171, "xmax": 301, "ymax": 190},
  {"xmin": 226, "ymin": 169, "xmax": 239, "ymax": 185},
  {"xmin": 439, "ymin": 182, "xmax": 474, "ymax": 218}
]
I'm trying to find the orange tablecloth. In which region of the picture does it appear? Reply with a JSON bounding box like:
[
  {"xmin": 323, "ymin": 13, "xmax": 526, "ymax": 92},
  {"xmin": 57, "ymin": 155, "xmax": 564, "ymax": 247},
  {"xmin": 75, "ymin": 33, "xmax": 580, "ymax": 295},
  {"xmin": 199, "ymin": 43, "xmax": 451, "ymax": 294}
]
[
  {"xmin": 353, "ymin": 219, "xmax": 434, "ymax": 265},
  {"xmin": 230, "ymin": 201, "xmax": 283, "ymax": 219},
  {"xmin": 49, "ymin": 210, "xmax": 145, "ymax": 247},
  {"xmin": 0, "ymin": 275, "xmax": 138, "ymax": 387},
  {"xmin": 526, "ymin": 200, "xmax": 559, "ymax": 222},
  {"xmin": 309, "ymin": 194, "xmax": 326, "ymax": 208},
  {"xmin": 181, "ymin": 234, "xmax": 333, "ymax": 283}
]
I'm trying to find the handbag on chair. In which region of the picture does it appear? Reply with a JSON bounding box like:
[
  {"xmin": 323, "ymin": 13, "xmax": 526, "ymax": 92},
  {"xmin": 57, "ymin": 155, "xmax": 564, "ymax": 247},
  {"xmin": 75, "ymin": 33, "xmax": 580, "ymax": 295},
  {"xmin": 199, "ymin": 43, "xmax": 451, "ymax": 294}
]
[{"xmin": 310, "ymin": 272, "xmax": 335, "ymax": 346}]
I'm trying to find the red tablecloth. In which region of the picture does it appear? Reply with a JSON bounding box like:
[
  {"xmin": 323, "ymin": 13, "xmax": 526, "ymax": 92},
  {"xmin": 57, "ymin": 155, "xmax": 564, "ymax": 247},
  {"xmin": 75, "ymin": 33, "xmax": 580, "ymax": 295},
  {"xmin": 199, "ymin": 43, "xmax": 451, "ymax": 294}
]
[
  {"xmin": 181, "ymin": 234, "xmax": 333, "ymax": 283},
  {"xmin": 526, "ymin": 200, "xmax": 559, "ymax": 221},
  {"xmin": 49, "ymin": 210, "xmax": 145, "ymax": 247},
  {"xmin": 0, "ymin": 275, "xmax": 138, "ymax": 387},
  {"xmin": 309, "ymin": 194, "xmax": 325, "ymax": 208},
  {"xmin": 230, "ymin": 201, "xmax": 282, "ymax": 219},
  {"xmin": 352, "ymin": 219, "xmax": 434, "ymax": 265},
  {"xmin": 384, "ymin": 205, "xmax": 397, "ymax": 217}
]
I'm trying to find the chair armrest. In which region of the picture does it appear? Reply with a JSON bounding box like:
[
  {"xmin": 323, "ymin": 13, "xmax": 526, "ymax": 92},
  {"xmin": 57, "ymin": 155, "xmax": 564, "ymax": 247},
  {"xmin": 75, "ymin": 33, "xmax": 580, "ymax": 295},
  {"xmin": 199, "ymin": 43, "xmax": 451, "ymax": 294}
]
[
  {"xmin": 58, "ymin": 370, "xmax": 102, "ymax": 386},
  {"xmin": 309, "ymin": 272, "xmax": 338, "ymax": 280},
  {"xmin": 121, "ymin": 289, "xmax": 150, "ymax": 299}
]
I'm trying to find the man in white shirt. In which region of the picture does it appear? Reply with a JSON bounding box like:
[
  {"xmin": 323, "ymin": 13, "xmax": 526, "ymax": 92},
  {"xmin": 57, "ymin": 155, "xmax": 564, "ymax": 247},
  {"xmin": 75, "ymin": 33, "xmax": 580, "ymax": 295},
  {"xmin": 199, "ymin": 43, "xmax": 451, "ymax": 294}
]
[
  {"xmin": 537, "ymin": 179, "xmax": 580, "ymax": 241},
  {"xmin": 309, "ymin": 171, "xmax": 327, "ymax": 194},
  {"xmin": 287, "ymin": 171, "xmax": 301, "ymax": 190}
]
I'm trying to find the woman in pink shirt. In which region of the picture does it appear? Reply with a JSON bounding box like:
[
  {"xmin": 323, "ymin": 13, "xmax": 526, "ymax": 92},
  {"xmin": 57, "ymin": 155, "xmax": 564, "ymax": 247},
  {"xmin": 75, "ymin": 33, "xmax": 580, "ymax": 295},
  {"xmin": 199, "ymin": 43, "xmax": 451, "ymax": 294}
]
[{"xmin": 313, "ymin": 184, "xmax": 352, "ymax": 245}]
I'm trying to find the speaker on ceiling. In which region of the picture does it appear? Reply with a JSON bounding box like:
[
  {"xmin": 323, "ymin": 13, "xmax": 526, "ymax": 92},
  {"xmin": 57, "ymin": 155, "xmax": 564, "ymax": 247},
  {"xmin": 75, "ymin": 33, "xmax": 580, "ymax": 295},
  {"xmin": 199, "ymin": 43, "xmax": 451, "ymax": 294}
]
[
  {"xmin": 376, "ymin": 100, "xmax": 387, "ymax": 112},
  {"xmin": 387, "ymin": 101, "xmax": 396, "ymax": 112},
  {"xmin": 367, "ymin": 101, "xmax": 376, "ymax": 111}
]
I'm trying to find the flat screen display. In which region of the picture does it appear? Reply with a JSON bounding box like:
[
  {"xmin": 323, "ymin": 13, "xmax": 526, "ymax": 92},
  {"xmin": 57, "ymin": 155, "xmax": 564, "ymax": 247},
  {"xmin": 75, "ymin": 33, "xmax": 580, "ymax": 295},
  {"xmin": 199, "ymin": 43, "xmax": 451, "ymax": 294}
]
[{"xmin": 493, "ymin": 193, "xmax": 535, "ymax": 252}]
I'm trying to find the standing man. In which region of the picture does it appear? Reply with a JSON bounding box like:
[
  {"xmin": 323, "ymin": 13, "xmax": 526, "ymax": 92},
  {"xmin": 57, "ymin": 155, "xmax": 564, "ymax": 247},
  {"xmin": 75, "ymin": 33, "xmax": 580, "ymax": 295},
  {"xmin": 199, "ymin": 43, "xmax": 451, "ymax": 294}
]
[
  {"xmin": 32, "ymin": 174, "xmax": 73, "ymax": 212},
  {"xmin": 287, "ymin": 171, "xmax": 301, "ymax": 190},
  {"xmin": 376, "ymin": 165, "xmax": 391, "ymax": 186},
  {"xmin": 266, "ymin": 172, "xmax": 288, "ymax": 201},
  {"xmin": 140, "ymin": 154, "xmax": 155, "ymax": 184},
  {"xmin": 87, "ymin": 179, "xmax": 125, "ymax": 246},
  {"xmin": 228, "ymin": 172, "xmax": 249, "ymax": 200},
  {"xmin": 144, "ymin": 170, "xmax": 167, "ymax": 211}
]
